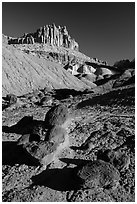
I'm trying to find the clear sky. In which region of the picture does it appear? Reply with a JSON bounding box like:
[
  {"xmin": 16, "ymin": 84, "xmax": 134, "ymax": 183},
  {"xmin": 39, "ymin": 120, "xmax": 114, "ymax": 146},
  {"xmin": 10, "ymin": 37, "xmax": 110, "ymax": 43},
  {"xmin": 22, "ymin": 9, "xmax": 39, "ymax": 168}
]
[{"xmin": 2, "ymin": 2, "xmax": 135, "ymax": 65}]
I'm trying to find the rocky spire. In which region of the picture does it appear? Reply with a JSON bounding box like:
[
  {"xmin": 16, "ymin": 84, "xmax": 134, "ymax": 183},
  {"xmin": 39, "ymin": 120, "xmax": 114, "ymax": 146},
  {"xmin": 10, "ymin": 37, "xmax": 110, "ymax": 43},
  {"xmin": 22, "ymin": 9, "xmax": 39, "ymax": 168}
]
[{"xmin": 8, "ymin": 24, "xmax": 79, "ymax": 51}]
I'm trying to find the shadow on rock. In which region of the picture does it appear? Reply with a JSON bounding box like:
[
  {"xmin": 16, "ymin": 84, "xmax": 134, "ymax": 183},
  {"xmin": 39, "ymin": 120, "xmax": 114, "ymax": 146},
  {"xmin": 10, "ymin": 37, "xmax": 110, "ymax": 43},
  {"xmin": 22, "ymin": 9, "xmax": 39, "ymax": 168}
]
[
  {"xmin": 31, "ymin": 167, "xmax": 81, "ymax": 191},
  {"xmin": 53, "ymin": 88, "xmax": 83, "ymax": 100},
  {"xmin": 2, "ymin": 141, "xmax": 39, "ymax": 166},
  {"xmin": 2, "ymin": 104, "xmax": 10, "ymax": 111},
  {"xmin": 2, "ymin": 116, "xmax": 46, "ymax": 135},
  {"xmin": 95, "ymin": 74, "xmax": 119, "ymax": 86},
  {"xmin": 60, "ymin": 158, "xmax": 89, "ymax": 166},
  {"xmin": 77, "ymin": 87, "xmax": 135, "ymax": 108}
]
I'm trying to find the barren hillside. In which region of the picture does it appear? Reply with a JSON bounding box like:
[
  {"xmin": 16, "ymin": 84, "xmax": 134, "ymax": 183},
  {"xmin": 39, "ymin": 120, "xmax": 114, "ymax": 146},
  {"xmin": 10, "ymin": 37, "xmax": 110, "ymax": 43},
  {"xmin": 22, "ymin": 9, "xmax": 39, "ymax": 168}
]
[
  {"xmin": 3, "ymin": 36, "xmax": 92, "ymax": 97},
  {"xmin": 2, "ymin": 24, "xmax": 135, "ymax": 202}
]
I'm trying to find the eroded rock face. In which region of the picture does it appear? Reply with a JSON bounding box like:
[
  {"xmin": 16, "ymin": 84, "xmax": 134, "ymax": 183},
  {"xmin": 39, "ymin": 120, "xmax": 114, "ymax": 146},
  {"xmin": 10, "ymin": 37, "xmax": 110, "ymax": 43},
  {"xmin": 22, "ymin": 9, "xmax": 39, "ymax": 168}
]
[{"xmin": 8, "ymin": 24, "xmax": 79, "ymax": 51}]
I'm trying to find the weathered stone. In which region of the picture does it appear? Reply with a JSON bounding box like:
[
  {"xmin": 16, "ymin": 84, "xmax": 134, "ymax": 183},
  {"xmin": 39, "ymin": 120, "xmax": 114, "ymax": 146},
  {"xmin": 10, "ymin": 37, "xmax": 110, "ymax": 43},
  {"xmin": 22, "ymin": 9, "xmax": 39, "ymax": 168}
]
[
  {"xmin": 44, "ymin": 104, "xmax": 69, "ymax": 127},
  {"xmin": 24, "ymin": 140, "xmax": 58, "ymax": 163},
  {"xmin": 76, "ymin": 160, "xmax": 120, "ymax": 190},
  {"xmin": 45, "ymin": 126, "xmax": 66, "ymax": 144},
  {"xmin": 23, "ymin": 129, "xmax": 69, "ymax": 170},
  {"xmin": 17, "ymin": 134, "xmax": 30, "ymax": 146},
  {"xmin": 17, "ymin": 133, "xmax": 40, "ymax": 146},
  {"xmin": 8, "ymin": 24, "xmax": 79, "ymax": 51},
  {"xmin": 97, "ymin": 149, "xmax": 130, "ymax": 171}
]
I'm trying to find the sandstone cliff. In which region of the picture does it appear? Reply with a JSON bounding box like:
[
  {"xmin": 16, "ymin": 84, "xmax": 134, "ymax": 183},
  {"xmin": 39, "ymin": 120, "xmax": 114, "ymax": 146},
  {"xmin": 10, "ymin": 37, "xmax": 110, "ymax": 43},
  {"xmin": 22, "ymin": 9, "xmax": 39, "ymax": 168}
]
[{"xmin": 8, "ymin": 24, "xmax": 79, "ymax": 51}]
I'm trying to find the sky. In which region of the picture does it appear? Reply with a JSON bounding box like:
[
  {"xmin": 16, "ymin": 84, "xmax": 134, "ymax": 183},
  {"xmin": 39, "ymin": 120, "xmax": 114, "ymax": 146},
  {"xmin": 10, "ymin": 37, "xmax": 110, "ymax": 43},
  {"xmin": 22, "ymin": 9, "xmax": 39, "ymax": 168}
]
[{"xmin": 2, "ymin": 2, "xmax": 135, "ymax": 65}]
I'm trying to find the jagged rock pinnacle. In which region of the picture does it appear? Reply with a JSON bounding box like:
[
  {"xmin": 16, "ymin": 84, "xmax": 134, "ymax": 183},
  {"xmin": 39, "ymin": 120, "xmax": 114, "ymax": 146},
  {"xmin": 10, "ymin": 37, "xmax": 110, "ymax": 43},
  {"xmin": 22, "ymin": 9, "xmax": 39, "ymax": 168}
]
[{"xmin": 8, "ymin": 24, "xmax": 79, "ymax": 51}]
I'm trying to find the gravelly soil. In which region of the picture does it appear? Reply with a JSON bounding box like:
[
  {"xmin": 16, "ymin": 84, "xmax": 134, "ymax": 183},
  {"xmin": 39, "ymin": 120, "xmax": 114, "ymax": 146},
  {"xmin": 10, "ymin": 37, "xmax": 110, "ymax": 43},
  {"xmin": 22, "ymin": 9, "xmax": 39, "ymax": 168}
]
[{"xmin": 2, "ymin": 85, "xmax": 135, "ymax": 202}]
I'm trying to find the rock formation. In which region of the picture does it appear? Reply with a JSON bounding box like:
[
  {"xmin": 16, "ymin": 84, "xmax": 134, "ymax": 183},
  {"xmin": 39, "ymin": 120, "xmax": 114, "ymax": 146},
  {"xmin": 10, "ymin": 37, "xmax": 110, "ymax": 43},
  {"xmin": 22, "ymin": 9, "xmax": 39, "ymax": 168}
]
[
  {"xmin": 68, "ymin": 159, "xmax": 120, "ymax": 201},
  {"xmin": 97, "ymin": 149, "xmax": 130, "ymax": 171},
  {"xmin": 16, "ymin": 104, "xmax": 70, "ymax": 171},
  {"xmin": 8, "ymin": 24, "xmax": 79, "ymax": 51},
  {"xmin": 75, "ymin": 160, "xmax": 120, "ymax": 190},
  {"xmin": 44, "ymin": 104, "xmax": 69, "ymax": 128}
]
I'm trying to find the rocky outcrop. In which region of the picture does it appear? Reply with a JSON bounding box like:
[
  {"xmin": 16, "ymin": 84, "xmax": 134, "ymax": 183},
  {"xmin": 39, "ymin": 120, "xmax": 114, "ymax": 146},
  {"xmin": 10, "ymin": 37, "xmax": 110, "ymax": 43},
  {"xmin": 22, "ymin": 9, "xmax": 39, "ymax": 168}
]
[{"xmin": 8, "ymin": 24, "xmax": 79, "ymax": 51}]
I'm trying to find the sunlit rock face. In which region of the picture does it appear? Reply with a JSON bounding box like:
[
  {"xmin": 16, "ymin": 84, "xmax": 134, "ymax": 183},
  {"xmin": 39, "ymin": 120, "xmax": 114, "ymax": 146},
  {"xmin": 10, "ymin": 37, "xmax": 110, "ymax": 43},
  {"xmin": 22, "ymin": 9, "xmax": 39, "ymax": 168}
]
[{"xmin": 8, "ymin": 24, "xmax": 79, "ymax": 51}]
